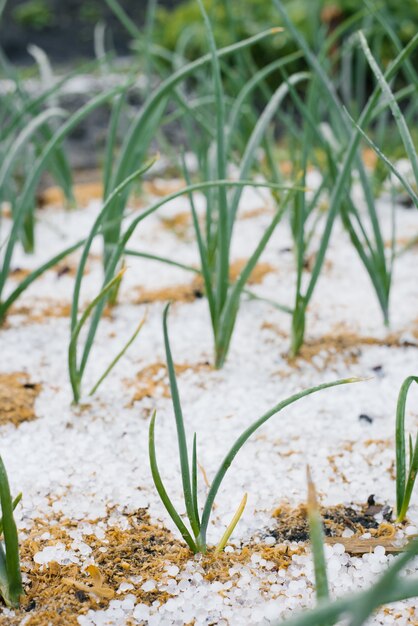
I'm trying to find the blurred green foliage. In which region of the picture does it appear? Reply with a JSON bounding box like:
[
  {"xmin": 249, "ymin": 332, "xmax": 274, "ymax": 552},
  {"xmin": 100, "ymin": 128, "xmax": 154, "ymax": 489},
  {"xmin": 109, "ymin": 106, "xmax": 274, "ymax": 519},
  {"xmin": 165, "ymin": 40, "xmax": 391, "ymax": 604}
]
[
  {"xmin": 155, "ymin": 0, "xmax": 418, "ymax": 64},
  {"xmin": 12, "ymin": 0, "xmax": 53, "ymax": 29}
]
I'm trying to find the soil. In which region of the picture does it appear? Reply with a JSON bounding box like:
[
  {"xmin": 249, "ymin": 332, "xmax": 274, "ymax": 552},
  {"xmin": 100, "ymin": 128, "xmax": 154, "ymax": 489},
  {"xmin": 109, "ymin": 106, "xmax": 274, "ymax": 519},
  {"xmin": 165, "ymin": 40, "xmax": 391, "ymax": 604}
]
[
  {"xmin": 260, "ymin": 322, "xmax": 418, "ymax": 371},
  {"xmin": 265, "ymin": 500, "xmax": 409, "ymax": 556},
  {"xmin": 133, "ymin": 260, "xmax": 275, "ymax": 306},
  {"xmin": 3, "ymin": 509, "xmax": 300, "ymax": 626},
  {"xmin": 126, "ymin": 361, "xmax": 211, "ymax": 406},
  {"xmin": 8, "ymin": 302, "xmax": 72, "ymax": 326},
  {"xmin": 269, "ymin": 499, "xmax": 392, "ymax": 542},
  {"xmin": 0, "ymin": 372, "xmax": 41, "ymax": 426},
  {"xmin": 2, "ymin": 501, "xmax": 406, "ymax": 625}
]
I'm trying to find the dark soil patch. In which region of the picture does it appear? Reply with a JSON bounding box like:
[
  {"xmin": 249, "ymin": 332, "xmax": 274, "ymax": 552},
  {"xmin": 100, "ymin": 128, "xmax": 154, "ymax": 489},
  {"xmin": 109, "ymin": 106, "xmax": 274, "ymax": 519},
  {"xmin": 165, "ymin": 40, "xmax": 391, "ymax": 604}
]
[{"xmin": 269, "ymin": 499, "xmax": 392, "ymax": 544}]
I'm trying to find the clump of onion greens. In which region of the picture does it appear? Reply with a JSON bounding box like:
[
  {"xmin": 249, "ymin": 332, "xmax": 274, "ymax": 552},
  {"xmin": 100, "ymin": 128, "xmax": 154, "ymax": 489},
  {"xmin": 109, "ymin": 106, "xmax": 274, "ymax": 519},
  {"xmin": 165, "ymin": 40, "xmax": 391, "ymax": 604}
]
[
  {"xmin": 149, "ymin": 303, "xmax": 359, "ymax": 554},
  {"xmin": 0, "ymin": 456, "xmax": 22, "ymax": 608},
  {"xmin": 273, "ymin": 0, "xmax": 418, "ymax": 356},
  {"xmin": 0, "ymin": 81, "xmax": 129, "ymax": 326},
  {"xmin": 395, "ymin": 376, "xmax": 418, "ymax": 523}
]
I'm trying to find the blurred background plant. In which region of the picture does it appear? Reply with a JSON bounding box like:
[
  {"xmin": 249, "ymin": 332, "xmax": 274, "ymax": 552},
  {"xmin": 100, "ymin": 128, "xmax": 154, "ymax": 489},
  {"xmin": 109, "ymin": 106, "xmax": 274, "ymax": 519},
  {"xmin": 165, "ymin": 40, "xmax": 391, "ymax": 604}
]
[{"xmin": 3, "ymin": 1, "xmax": 418, "ymax": 69}]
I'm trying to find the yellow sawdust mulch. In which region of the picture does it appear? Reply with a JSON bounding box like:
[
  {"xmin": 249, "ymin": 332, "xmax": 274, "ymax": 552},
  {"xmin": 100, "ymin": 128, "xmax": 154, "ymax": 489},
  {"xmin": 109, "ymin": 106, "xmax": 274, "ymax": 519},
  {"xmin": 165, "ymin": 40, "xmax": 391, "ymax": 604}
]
[{"xmin": 0, "ymin": 373, "xmax": 41, "ymax": 426}]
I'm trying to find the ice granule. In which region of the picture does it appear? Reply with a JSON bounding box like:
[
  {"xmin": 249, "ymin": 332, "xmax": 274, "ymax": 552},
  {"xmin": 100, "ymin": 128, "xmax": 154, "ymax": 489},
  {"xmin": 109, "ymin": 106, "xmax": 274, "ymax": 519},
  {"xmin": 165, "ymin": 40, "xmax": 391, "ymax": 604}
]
[
  {"xmin": 117, "ymin": 582, "xmax": 134, "ymax": 593},
  {"xmin": 141, "ymin": 579, "xmax": 157, "ymax": 592}
]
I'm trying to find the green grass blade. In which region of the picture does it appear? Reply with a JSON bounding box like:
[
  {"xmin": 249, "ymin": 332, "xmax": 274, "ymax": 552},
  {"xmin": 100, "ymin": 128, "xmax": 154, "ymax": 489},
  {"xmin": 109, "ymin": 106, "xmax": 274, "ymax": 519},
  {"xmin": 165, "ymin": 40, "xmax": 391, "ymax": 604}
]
[
  {"xmin": 0, "ymin": 494, "xmax": 22, "ymax": 539},
  {"xmin": 304, "ymin": 32, "xmax": 418, "ymax": 305},
  {"xmin": 272, "ymin": 0, "xmax": 418, "ymax": 314},
  {"xmin": 228, "ymin": 72, "xmax": 309, "ymax": 236},
  {"xmin": 149, "ymin": 412, "xmax": 198, "ymax": 553},
  {"xmin": 409, "ymin": 434, "xmax": 414, "ymax": 471},
  {"xmin": 104, "ymin": 0, "xmax": 142, "ymax": 39},
  {"xmin": 401, "ymin": 433, "xmax": 418, "ymax": 524},
  {"xmin": 307, "ymin": 467, "xmax": 329, "ymax": 603},
  {"xmin": 102, "ymin": 98, "xmax": 167, "ymax": 274},
  {"xmin": 89, "ymin": 314, "xmax": 146, "ymax": 396},
  {"xmin": 0, "ymin": 107, "xmax": 66, "ymax": 192},
  {"xmin": 124, "ymin": 249, "xmax": 293, "ymax": 315},
  {"xmin": 272, "ymin": 0, "xmax": 342, "ymax": 124},
  {"xmin": 216, "ymin": 189, "xmax": 293, "ymax": 367},
  {"xmin": 345, "ymin": 110, "xmax": 418, "ymax": 208},
  {"xmin": 243, "ymin": 290, "xmax": 293, "ymax": 315},
  {"xmin": 339, "ymin": 204, "xmax": 390, "ymax": 323},
  {"xmin": 181, "ymin": 155, "xmax": 216, "ymax": 327},
  {"xmin": 365, "ymin": 0, "xmax": 418, "ymax": 89},
  {"xmin": 71, "ymin": 159, "xmax": 156, "ymax": 367},
  {"xmin": 0, "ymin": 544, "xmax": 10, "ymax": 610},
  {"xmin": 68, "ymin": 269, "xmax": 125, "ymax": 403},
  {"xmin": 0, "ymin": 456, "xmax": 22, "ymax": 607},
  {"xmin": 163, "ymin": 304, "xmax": 200, "ymax": 538},
  {"xmin": 78, "ymin": 180, "xmax": 299, "ymax": 399},
  {"xmin": 358, "ymin": 31, "xmax": 418, "ymax": 186},
  {"xmin": 124, "ymin": 250, "xmax": 200, "ymax": 275},
  {"xmin": 2, "ymin": 57, "xmax": 103, "ymax": 140},
  {"xmin": 225, "ymin": 51, "xmax": 302, "ymax": 159},
  {"xmin": 191, "ymin": 433, "xmax": 200, "ymax": 529},
  {"xmin": 396, "ymin": 376, "xmax": 418, "ymax": 521},
  {"xmin": 102, "ymin": 92, "xmax": 128, "ymax": 199},
  {"xmin": 115, "ymin": 181, "xmax": 297, "ymax": 270},
  {"xmin": 196, "ymin": 0, "xmax": 229, "ymax": 321}
]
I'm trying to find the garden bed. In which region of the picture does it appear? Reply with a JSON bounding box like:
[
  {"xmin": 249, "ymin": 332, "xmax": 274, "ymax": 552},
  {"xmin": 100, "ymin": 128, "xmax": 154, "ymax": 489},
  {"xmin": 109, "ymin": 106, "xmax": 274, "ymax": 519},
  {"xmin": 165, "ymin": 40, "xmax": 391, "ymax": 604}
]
[{"xmin": 1, "ymin": 174, "xmax": 418, "ymax": 624}]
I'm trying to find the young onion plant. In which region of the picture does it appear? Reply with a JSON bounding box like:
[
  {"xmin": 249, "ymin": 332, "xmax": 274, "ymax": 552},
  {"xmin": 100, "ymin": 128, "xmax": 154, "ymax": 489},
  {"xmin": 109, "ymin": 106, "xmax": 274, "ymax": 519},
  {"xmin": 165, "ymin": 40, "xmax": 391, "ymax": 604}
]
[
  {"xmin": 149, "ymin": 304, "xmax": 359, "ymax": 554},
  {"xmin": 0, "ymin": 456, "xmax": 22, "ymax": 608},
  {"xmin": 178, "ymin": 0, "xmax": 301, "ymax": 368},
  {"xmin": 69, "ymin": 169, "xmax": 294, "ymax": 402},
  {"xmin": 395, "ymin": 376, "xmax": 418, "ymax": 523},
  {"xmin": 97, "ymin": 19, "xmax": 283, "ymax": 289},
  {"xmin": 125, "ymin": 2, "xmax": 304, "ymax": 368},
  {"xmin": 273, "ymin": 0, "xmax": 418, "ymax": 356},
  {"xmin": 354, "ymin": 31, "xmax": 418, "ymax": 210},
  {"xmin": 69, "ymin": 20, "xmax": 299, "ymax": 400},
  {"xmin": 0, "ymin": 47, "xmax": 73, "ymax": 253},
  {"xmin": 0, "ymin": 82, "xmax": 129, "ymax": 326},
  {"xmin": 62, "ymin": 19, "xmax": 295, "ymax": 398}
]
